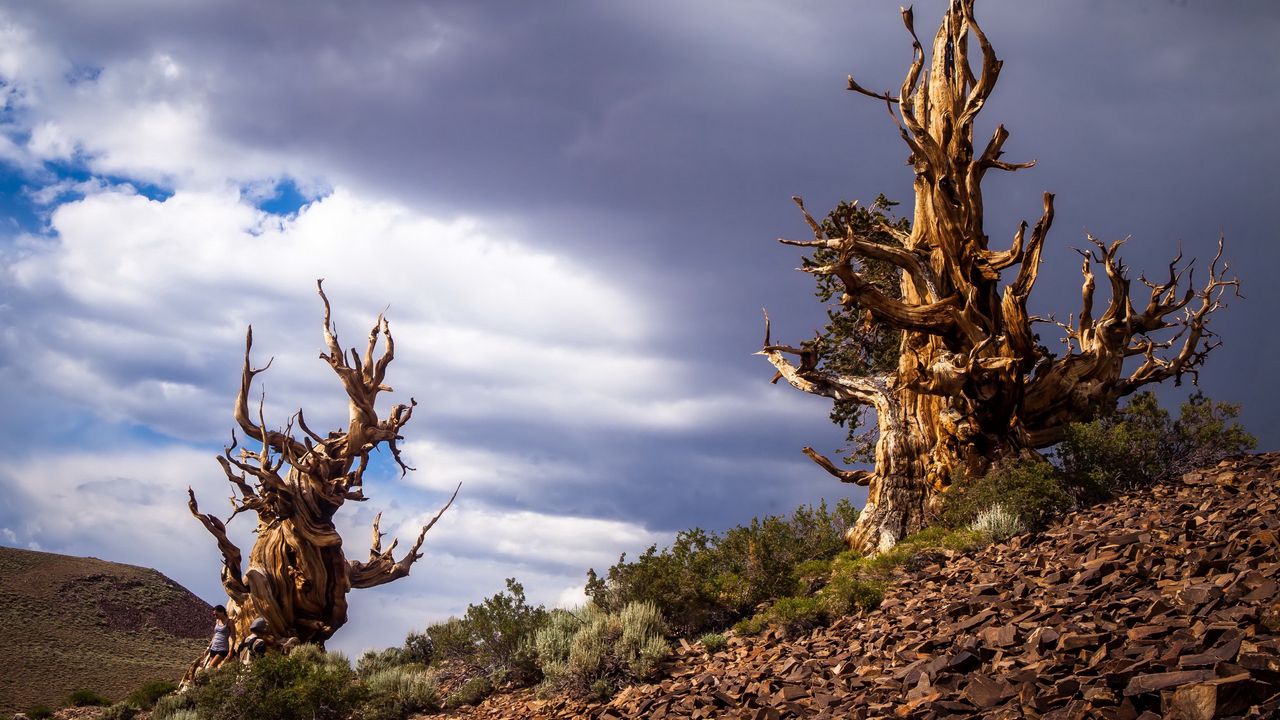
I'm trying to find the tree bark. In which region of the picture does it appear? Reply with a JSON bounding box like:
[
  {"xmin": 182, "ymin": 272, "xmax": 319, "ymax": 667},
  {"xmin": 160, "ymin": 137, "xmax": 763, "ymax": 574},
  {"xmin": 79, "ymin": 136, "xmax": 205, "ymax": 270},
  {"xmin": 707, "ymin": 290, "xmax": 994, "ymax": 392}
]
[
  {"xmin": 764, "ymin": 0, "xmax": 1236, "ymax": 553},
  {"xmin": 188, "ymin": 281, "xmax": 458, "ymax": 646}
]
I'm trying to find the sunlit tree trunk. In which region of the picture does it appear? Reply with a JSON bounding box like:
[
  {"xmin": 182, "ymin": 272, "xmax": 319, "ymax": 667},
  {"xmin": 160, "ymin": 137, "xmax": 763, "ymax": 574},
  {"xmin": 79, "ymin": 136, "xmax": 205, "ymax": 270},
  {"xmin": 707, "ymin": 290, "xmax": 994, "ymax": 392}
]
[{"xmin": 763, "ymin": 0, "xmax": 1236, "ymax": 553}]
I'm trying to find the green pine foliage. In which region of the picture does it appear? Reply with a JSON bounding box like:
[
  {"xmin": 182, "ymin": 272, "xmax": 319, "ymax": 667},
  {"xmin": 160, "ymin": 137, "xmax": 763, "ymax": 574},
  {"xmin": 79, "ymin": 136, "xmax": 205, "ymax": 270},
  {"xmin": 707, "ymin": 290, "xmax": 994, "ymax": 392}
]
[{"xmin": 803, "ymin": 195, "xmax": 908, "ymax": 464}]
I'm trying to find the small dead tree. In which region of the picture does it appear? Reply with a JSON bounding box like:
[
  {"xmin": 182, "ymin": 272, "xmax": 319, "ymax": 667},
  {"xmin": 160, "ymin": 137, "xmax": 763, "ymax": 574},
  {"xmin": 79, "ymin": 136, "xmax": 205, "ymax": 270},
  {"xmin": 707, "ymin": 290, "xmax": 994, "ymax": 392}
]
[
  {"xmin": 762, "ymin": 0, "xmax": 1237, "ymax": 553},
  {"xmin": 188, "ymin": 281, "xmax": 458, "ymax": 646}
]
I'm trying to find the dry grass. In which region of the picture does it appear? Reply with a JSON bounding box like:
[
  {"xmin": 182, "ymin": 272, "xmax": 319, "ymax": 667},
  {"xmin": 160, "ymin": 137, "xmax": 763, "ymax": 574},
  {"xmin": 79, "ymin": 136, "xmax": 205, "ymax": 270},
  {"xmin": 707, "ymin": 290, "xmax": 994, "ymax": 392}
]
[{"xmin": 0, "ymin": 546, "xmax": 210, "ymax": 715}]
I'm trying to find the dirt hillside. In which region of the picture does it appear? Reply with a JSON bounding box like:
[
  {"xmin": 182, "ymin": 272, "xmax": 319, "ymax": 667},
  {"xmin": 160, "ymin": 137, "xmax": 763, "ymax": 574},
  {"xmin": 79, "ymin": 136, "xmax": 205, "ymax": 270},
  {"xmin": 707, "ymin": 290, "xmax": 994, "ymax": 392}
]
[
  {"xmin": 444, "ymin": 453, "xmax": 1280, "ymax": 719},
  {"xmin": 0, "ymin": 547, "xmax": 211, "ymax": 714}
]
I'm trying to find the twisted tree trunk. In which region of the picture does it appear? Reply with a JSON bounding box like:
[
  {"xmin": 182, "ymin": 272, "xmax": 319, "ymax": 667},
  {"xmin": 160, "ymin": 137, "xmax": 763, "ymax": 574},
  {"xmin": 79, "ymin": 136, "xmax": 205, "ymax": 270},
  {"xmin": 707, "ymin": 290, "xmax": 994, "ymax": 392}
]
[
  {"xmin": 188, "ymin": 281, "xmax": 457, "ymax": 646},
  {"xmin": 763, "ymin": 0, "xmax": 1236, "ymax": 553}
]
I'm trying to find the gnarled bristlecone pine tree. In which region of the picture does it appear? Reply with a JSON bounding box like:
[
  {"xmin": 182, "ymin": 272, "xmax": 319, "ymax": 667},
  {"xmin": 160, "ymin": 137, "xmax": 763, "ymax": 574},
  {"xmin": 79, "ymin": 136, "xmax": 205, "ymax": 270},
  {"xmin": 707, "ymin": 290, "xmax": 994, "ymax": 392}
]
[
  {"xmin": 188, "ymin": 280, "xmax": 458, "ymax": 647},
  {"xmin": 761, "ymin": 1, "xmax": 1237, "ymax": 553}
]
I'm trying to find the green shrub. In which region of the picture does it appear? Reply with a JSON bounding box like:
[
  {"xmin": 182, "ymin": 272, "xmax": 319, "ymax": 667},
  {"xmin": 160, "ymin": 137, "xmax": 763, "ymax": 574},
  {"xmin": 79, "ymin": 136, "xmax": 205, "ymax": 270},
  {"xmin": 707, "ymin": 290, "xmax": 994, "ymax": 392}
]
[
  {"xmin": 766, "ymin": 595, "xmax": 826, "ymax": 634},
  {"xmin": 586, "ymin": 500, "xmax": 858, "ymax": 636},
  {"xmin": 100, "ymin": 703, "xmax": 138, "ymax": 720},
  {"xmin": 126, "ymin": 679, "xmax": 178, "ymax": 709},
  {"xmin": 731, "ymin": 615, "xmax": 765, "ymax": 636},
  {"xmin": 68, "ymin": 688, "xmax": 112, "ymax": 707},
  {"xmin": 25, "ymin": 706, "xmax": 54, "ymax": 720},
  {"xmin": 819, "ymin": 552, "xmax": 887, "ymax": 616},
  {"xmin": 421, "ymin": 578, "xmax": 545, "ymax": 685},
  {"xmin": 588, "ymin": 678, "xmax": 613, "ymax": 701},
  {"xmin": 942, "ymin": 457, "xmax": 1071, "ymax": 531},
  {"xmin": 463, "ymin": 578, "xmax": 546, "ymax": 682},
  {"xmin": 402, "ymin": 630, "xmax": 434, "ymax": 665},
  {"xmin": 359, "ymin": 665, "xmax": 439, "ymax": 720},
  {"xmin": 356, "ymin": 647, "xmax": 409, "ymax": 679},
  {"xmin": 698, "ymin": 632, "xmax": 727, "ymax": 653},
  {"xmin": 1059, "ymin": 391, "xmax": 1255, "ymax": 500},
  {"xmin": 424, "ymin": 616, "xmax": 474, "ymax": 662},
  {"xmin": 183, "ymin": 649, "xmax": 365, "ymax": 720},
  {"xmin": 444, "ymin": 676, "xmax": 492, "ymax": 709},
  {"xmin": 161, "ymin": 712, "xmax": 199, "ymax": 720}
]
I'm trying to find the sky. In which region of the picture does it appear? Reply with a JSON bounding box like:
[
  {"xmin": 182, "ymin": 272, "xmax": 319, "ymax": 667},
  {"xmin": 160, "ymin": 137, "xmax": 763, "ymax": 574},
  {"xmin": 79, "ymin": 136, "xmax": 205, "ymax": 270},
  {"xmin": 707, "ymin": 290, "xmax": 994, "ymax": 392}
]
[{"xmin": 0, "ymin": 0, "xmax": 1277, "ymax": 657}]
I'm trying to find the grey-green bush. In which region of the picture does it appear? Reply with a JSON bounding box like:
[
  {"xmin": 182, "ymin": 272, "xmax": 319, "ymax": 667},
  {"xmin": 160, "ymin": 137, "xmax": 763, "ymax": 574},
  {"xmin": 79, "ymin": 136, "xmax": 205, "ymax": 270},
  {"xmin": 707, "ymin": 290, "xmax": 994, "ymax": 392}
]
[
  {"xmin": 444, "ymin": 677, "xmax": 492, "ymax": 709},
  {"xmin": 969, "ymin": 504, "xmax": 1026, "ymax": 542},
  {"xmin": 100, "ymin": 703, "xmax": 138, "ymax": 720},
  {"xmin": 359, "ymin": 665, "xmax": 439, "ymax": 720},
  {"xmin": 534, "ymin": 602, "xmax": 670, "ymax": 696},
  {"xmin": 356, "ymin": 647, "xmax": 409, "ymax": 679}
]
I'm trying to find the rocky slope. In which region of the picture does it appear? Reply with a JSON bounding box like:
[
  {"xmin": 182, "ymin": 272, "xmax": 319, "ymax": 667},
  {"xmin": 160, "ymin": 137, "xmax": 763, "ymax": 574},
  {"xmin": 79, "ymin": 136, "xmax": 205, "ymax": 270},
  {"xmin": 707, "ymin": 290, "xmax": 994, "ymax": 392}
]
[
  {"xmin": 0, "ymin": 547, "xmax": 210, "ymax": 714},
  {"xmin": 444, "ymin": 453, "xmax": 1280, "ymax": 719}
]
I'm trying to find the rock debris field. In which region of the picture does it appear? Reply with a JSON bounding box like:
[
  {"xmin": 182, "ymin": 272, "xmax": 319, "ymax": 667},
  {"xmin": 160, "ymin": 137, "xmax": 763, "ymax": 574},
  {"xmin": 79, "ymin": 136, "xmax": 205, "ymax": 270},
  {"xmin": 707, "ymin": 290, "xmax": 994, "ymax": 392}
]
[{"xmin": 442, "ymin": 453, "xmax": 1280, "ymax": 719}]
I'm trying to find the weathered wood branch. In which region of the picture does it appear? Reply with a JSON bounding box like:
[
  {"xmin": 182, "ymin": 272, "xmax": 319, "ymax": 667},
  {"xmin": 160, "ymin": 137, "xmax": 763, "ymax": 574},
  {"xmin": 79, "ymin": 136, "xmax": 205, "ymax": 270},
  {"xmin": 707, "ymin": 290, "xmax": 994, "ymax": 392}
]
[
  {"xmin": 192, "ymin": 284, "xmax": 458, "ymax": 646},
  {"xmin": 187, "ymin": 488, "xmax": 248, "ymax": 599},
  {"xmin": 349, "ymin": 482, "xmax": 460, "ymax": 589},
  {"xmin": 803, "ymin": 446, "xmax": 873, "ymax": 486}
]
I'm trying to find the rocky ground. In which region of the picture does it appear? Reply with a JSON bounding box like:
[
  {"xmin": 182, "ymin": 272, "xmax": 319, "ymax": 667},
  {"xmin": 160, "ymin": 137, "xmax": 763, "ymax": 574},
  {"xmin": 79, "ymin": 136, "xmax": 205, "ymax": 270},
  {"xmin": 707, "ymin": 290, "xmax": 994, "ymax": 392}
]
[{"xmin": 440, "ymin": 453, "xmax": 1280, "ymax": 719}]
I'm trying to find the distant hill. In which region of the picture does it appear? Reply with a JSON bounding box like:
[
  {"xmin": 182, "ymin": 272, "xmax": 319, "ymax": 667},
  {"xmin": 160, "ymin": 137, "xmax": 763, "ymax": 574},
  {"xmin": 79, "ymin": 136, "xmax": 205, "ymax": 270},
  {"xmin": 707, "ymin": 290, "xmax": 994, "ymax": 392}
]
[{"xmin": 0, "ymin": 546, "xmax": 211, "ymax": 714}]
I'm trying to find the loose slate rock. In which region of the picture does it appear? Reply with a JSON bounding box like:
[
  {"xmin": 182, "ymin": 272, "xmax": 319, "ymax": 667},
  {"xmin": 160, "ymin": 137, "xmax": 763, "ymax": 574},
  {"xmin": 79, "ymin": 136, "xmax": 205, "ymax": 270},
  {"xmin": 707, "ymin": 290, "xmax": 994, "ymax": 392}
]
[{"xmin": 438, "ymin": 453, "xmax": 1280, "ymax": 719}]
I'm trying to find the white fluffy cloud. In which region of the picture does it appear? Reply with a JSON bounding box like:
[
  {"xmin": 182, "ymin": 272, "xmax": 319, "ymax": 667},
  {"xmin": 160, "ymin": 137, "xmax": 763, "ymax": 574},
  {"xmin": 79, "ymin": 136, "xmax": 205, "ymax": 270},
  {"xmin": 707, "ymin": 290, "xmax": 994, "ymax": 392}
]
[{"xmin": 3, "ymin": 183, "xmax": 808, "ymax": 441}]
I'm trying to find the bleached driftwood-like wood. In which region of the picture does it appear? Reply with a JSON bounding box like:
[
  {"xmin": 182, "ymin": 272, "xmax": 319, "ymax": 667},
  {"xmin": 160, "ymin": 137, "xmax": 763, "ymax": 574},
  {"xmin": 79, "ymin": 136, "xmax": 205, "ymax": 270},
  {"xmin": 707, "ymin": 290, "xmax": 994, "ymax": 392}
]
[
  {"xmin": 189, "ymin": 280, "xmax": 458, "ymax": 646},
  {"xmin": 764, "ymin": 0, "xmax": 1237, "ymax": 553}
]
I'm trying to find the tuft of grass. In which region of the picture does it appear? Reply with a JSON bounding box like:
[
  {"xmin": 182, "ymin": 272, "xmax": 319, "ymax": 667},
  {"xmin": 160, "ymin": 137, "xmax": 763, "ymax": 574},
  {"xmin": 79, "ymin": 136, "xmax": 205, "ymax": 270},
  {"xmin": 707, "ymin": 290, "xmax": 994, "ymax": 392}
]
[
  {"xmin": 698, "ymin": 632, "xmax": 727, "ymax": 653},
  {"xmin": 970, "ymin": 504, "xmax": 1026, "ymax": 542}
]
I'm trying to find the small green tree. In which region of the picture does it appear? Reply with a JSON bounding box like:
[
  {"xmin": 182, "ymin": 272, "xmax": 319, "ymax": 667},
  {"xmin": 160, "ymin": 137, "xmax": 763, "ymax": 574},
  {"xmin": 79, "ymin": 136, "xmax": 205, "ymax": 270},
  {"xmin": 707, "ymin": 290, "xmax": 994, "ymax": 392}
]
[{"xmin": 1058, "ymin": 391, "xmax": 1255, "ymax": 500}]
